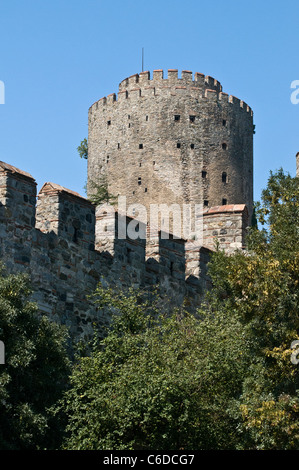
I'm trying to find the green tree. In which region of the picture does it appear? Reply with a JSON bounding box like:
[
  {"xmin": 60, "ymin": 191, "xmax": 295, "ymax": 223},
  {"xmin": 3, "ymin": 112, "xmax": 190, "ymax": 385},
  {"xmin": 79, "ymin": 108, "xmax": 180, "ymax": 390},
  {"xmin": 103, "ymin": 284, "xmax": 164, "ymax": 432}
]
[
  {"xmin": 87, "ymin": 174, "xmax": 117, "ymax": 206},
  {"xmin": 77, "ymin": 138, "xmax": 88, "ymax": 159},
  {"xmin": 78, "ymin": 138, "xmax": 117, "ymax": 206},
  {"xmin": 0, "ymin": 267, "xmax": 71, "ymax": 450},
  {"xmin": 207, "ymin": 169, "xmax": 299, "ymax": 449},
  {"xmin": 60, "ymin": 286, "xmax": 251, "ymax": 450}
]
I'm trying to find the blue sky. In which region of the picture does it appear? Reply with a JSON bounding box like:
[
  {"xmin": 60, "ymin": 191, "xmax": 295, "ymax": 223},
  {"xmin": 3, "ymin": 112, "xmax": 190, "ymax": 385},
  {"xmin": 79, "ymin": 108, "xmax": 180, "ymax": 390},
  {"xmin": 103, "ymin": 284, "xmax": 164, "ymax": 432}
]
[{"xmin": 0, "ymin": 0, "xmax": 298, "ymax": 204}]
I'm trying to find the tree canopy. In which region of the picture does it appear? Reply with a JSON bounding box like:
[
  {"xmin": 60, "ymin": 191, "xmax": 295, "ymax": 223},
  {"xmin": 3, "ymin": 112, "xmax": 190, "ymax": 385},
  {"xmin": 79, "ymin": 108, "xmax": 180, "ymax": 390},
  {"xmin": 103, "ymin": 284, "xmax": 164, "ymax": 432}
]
[
  {"xmin": 60, "ymin": 169, "xmax": 299, "ymax": 450},
  {"xmin": 0, "ymin": 268, "xmax": 71, "ymax": 450},
  {"xmin": 60, "ymin": 287, "xmax": 252, "ymax": 450}
]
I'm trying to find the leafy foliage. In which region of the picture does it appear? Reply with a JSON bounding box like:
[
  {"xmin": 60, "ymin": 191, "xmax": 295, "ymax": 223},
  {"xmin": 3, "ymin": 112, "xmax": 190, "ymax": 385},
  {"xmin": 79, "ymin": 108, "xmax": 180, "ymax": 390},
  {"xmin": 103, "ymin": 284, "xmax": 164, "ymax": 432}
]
[
  {"xmin": 60, "ymin": 169, "xmax": 299, "ymax": 450},
  {"xmin": 78, "ymin": 138, "xmax": 117, "ymax": 206},
  {"xmin": 87, "ymin": 174, "xmax": 117, "ymax": 206},
  {"xmin": 207, "ymin": 169, "xmax": 299, "ymax": 449},
  {"xmin": 0, "ymin": 268, "xmax": 71, "ymax": 449},
  {"xmin": 77, "ymin": 138, "xmax": 88, "ymax": 159},
  {"xmin": 60, "ymin": 286, "xmax": 252, "ymax": 450}
]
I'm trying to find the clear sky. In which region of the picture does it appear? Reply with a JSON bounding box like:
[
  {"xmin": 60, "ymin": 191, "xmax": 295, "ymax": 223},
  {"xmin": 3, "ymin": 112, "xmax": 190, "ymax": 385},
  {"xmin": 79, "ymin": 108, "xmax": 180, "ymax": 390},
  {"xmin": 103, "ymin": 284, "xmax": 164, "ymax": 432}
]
[{"xmin": 0, "ymin": 0, "xmax": 298, "ymax": 204}]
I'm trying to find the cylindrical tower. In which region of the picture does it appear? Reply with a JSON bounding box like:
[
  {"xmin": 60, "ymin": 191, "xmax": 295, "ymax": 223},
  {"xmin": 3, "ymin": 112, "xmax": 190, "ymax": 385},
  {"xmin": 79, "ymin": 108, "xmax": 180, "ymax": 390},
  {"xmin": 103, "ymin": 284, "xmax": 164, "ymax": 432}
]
[{"xmin": 87, "ymin": 69, "xmax": 254, "ymax": 231}]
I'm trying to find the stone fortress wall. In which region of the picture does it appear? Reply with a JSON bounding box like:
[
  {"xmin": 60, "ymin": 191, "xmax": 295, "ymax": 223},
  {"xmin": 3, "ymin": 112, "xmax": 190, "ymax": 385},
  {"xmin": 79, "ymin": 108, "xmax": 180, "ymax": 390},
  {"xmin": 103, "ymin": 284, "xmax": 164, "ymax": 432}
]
[{"xmin": 0, "ymin": 159, "xmax": 249, "ymax": 342}]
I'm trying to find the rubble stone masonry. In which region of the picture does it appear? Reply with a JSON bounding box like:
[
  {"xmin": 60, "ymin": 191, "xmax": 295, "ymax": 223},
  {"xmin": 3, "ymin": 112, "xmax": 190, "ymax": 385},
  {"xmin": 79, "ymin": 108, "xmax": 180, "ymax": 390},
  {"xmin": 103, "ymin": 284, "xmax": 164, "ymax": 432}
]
[
  {"xmin": 0, "ymin": 160, "xmax": 248, "ymax": 343},
  {"xmin": 0, "ymin": 69, "xmax": 253, "ymax": 343},
  {"xmin": 88, "ymin": 70, "xmax": 254, "ymax": 224}
]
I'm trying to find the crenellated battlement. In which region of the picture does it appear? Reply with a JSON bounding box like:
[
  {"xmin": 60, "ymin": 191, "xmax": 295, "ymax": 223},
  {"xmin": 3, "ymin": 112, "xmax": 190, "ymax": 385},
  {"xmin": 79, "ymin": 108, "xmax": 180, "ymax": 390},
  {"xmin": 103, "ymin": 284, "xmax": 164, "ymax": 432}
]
[
  {"xmin": 89, "ymin": 70, "xmax": 252, "ymax": 116},
  {"xmin": 0, "ymin": 159, "xmax": 249, "ymax": 342},
  {"xmin": 118, "ymin": 69, "xmax": 222, "ymax": 93}
]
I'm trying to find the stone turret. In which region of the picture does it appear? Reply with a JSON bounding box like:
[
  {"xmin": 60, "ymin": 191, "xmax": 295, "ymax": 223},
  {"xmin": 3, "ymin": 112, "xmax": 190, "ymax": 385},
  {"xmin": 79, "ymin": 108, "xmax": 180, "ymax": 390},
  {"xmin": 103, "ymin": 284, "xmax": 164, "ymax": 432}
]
[{"xmin": 87, "ymin": 69, "xmax": 254, "ymax": 226}]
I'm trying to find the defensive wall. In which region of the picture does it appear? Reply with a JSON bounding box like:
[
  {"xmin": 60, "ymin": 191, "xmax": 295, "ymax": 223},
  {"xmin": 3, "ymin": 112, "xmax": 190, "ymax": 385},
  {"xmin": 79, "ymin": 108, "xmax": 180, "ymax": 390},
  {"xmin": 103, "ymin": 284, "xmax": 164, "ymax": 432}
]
[{"xmin": 0, "ymin": 160, "xmax": 249, "ymax": 342}]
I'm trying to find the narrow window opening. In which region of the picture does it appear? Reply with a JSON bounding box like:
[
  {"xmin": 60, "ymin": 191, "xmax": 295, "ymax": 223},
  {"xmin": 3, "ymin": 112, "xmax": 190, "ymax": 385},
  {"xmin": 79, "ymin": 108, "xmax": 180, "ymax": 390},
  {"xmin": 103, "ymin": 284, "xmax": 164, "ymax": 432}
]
[
  {"xmin": 145, "ymin": 188, "xmax": 147, "ymax": 192},
  {"xmin": 107, "ymin": 120, "xmax": 111, "ymax": 126},
  {"xmin": 222, "ymin": 198, "xmax": 227, "ymax": 205},
  {"xmin": 146, "ymin": 115, "xmax": 148, "ymax": 121},
  {"xmin": 190, "ymin": 143, "xmax": 195, "ymax": 149},
  {"xmin": 126, "ymin": 247, "xmax": 132, "ymax": 262},
  {"xmin": 139, "ymin": 144, "xmax": 143, "ymax": 149},
  {"xmin": 170, "ymin": 261, "xmax": 174, "ymax": 275},
  {"xmin": 202, "ymin": 171, "xmax": 207, "ymax": 179},
  {"xmin": 106, "ymin": 155, "xmax": 110, "ymax": 164},
  {"xmin": 73, "ymin": 227, "xmax": 78, "ymax": 243},
  {"xmin": 222, "ymin": 143, "xmax": 227, "ymax": 150},
  {"xmin": 128, "ymin": 123, "xmax": 131, "ymax": 128},
  {"xmin": 153, "ymin": 161, "xmax": 155, "ymax": 165},
  {"xmin": 222, "ymin": 172, "xmax": 227, "ymax": 183},
  {"xmin": 177, "ymin": 143, "xmax": 181, "ymax": 149},
  {"xmin": 204, "ymin": 200, "xmax": 209, "ymax": 207},
  {"xmin": 223, "ymin": 119, "xmax": 227, "ymax": 126},
  {"xmin": 72, "ymin": 220, "xmax": 80, "ymax": 243},
  {"xmin": 138, "ymin": 177, "xmax": 141, "ymax": 186},
  {"xmin": 189, "ymin": 115, "xmax": 196, "ymax": 122},
  {"xmin": 128, "ymin": 115, "xmax": 130, "ymax": 119},
  {"xmin": 174, "ymin": 115, "xmax": 180, "ymax": 121},
  {"xmin": 118, "ymin": 143, "xmax": 120, "ymax": 149}
]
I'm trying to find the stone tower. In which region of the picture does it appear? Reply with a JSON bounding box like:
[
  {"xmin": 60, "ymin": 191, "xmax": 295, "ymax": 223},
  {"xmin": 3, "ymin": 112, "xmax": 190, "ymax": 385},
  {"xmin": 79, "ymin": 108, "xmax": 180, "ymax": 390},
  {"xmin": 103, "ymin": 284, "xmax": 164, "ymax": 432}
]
[{"xmin": 87, "ymin": 69, "xmax": 254, "ymax": 234}]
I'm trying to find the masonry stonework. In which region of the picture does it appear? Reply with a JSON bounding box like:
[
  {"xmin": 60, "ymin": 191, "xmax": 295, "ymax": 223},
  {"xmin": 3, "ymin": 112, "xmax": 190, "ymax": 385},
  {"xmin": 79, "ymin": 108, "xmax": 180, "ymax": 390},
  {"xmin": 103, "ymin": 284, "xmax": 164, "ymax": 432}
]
[
  {"xmin": 0, "ymin": 160, "xmax": 249, "ymax": 342},
  {"xmin": 88, "ymin": 69, "xmax": 254, "ymax": 227},
  {"xmin": 0, "ymin": 69, "xmax": 254, "ymax": 343}
]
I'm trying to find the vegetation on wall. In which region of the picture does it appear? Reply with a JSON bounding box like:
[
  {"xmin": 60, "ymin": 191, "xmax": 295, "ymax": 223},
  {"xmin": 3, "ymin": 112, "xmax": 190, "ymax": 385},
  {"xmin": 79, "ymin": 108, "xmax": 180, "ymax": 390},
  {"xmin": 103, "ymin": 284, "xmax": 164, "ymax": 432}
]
[
  {"xmin": 77, "ymin": 138, "xmax": 88, "ymax": 160},
  {"xmin": 87, "ymin": 175, "xmax": 118, "ymax": 206},
  {"xmin": 78, "ymin": 138, "xmax": 117, "ymax": 206}
]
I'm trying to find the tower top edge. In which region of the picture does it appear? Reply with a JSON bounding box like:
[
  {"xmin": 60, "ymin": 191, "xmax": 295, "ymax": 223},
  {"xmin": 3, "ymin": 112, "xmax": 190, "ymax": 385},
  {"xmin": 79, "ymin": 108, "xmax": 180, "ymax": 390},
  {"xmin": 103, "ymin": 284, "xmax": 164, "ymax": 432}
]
[
  {"xmin": 117, "ymin": 69, "xmax": 223, "ymax": 92},
  {"xmin": 88, "ymin": 69, "xmax": 253, "ymax": 117}
]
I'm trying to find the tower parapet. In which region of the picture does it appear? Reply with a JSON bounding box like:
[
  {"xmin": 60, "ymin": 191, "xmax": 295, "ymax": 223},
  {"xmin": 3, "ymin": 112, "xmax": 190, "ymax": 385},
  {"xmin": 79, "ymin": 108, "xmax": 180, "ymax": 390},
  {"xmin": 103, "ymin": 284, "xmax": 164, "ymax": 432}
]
[
  {"xmin": 36, "ymin": 182, "xmax": 95, "ymax": 249},
  {"xmin": 117, "ymin": 69, "xmax": 223, "ymax": 94},
  {"xmin": 0, "ymin": 161, "xmax": 36, "ymax": 269}
]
